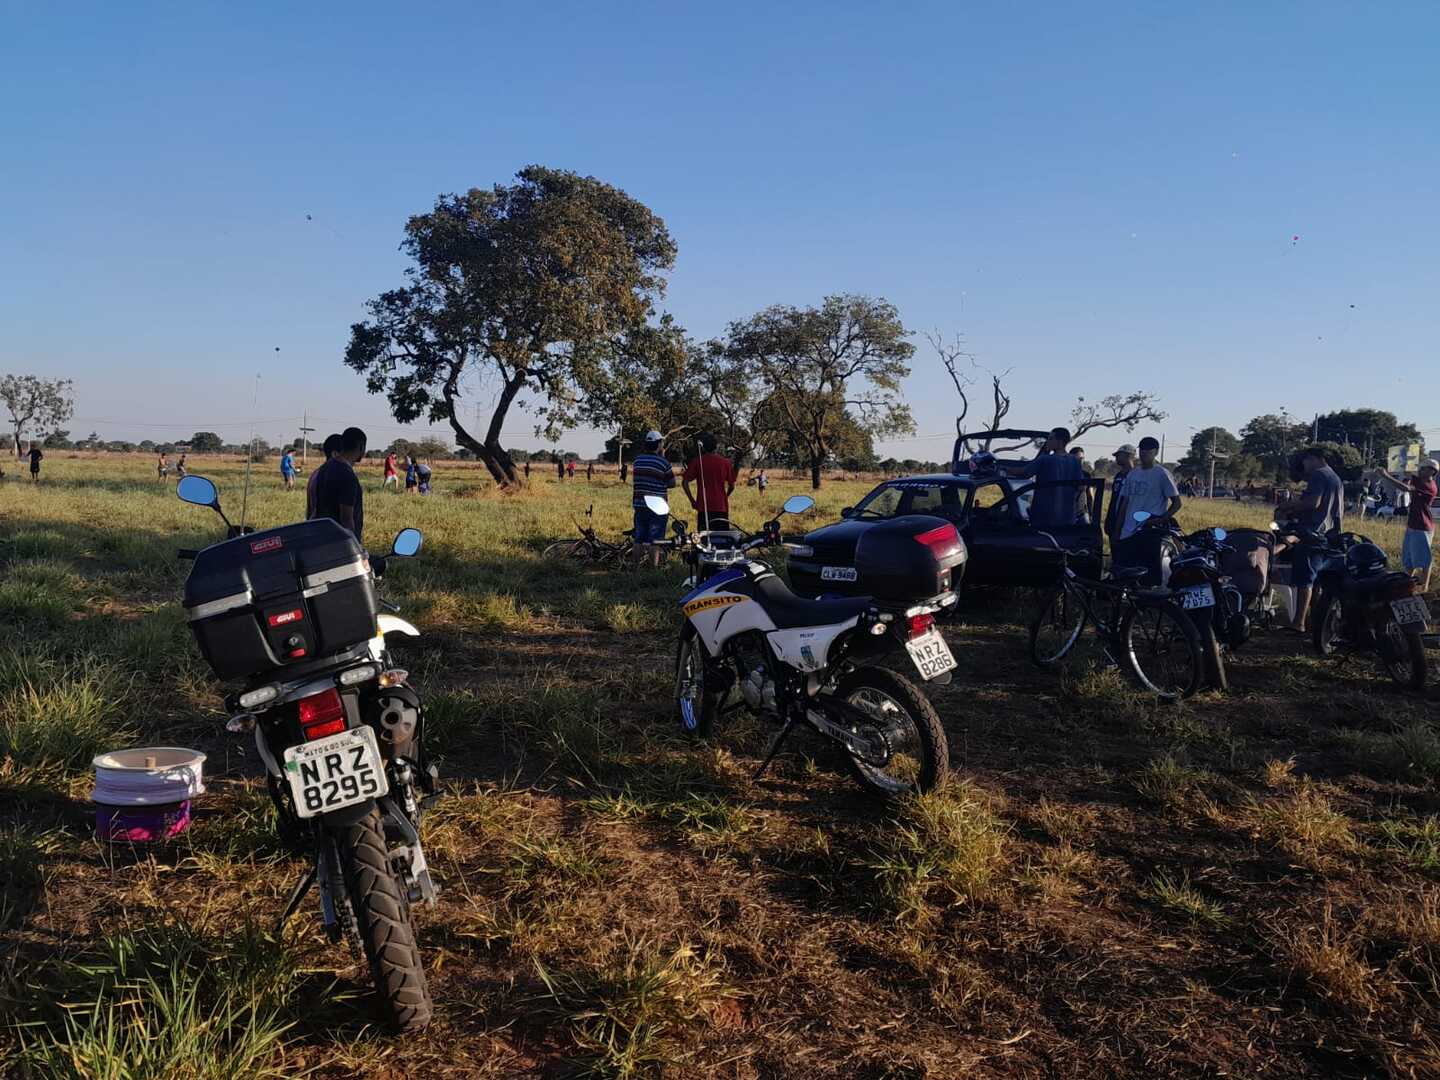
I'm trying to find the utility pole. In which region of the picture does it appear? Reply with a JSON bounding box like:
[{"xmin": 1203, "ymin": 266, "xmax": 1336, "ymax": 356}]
[{"xmin": 298, "ymin": 411, "xmax": 315, "ymax": 470}]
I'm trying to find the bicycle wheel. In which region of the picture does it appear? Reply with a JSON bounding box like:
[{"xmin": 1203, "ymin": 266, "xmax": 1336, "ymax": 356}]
[
  {"xmin": 1120, "ymin": 598, "xmax": 1201, "ymax": 700},
  {"xmin": 542, "ymin": 539, "xmax": 592, "ymax": 562},
  {"xmin": 1029, "ymin": 582, "xmax": 1086, "ymax": 667}
]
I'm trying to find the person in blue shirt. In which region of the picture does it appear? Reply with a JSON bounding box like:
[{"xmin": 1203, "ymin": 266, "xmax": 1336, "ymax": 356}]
[
  {"xmin": 280, "ymin": 449, "xmax": 297, "ymax": 491},
  {"xmin": 1010, "ymin": 427, "xmax": 1085, "ymax": 528},
  {"xmin": 630, "ymin": 430, "xmax": 675, "ymax": 567}
]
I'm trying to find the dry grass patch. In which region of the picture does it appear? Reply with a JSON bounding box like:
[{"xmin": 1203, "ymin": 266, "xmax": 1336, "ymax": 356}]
[
  {"xmin": 1247, "ymin": 785, "xmax": 1357, "ymax": 871},
  {"xmin": 871, "ymin": 785, "xmax": 1009, "ymax": 929},
  {"xmin": 1028, "ymin": 796, "xmax": 1098, "ymax": 843},
  {"xmin": 1131, "ymin": 753, "xmax": 1209, "ymax": 811},
  {"xmin": 1272, "ymin": 903, "xmax": 1386, "ymax": 1016},
  {"xmin": 1262, "ymin": 756, "xmax": 1298, "ymax": 789}
]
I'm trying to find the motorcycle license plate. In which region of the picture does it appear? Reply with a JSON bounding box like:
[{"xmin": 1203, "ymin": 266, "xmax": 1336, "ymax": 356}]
[
  {"xmin": 906, "ymin": 627, "xmax": 957, "ymax": 681},
  {"xmin": 283, "ymin": 726, "xmax": 388, "ymax": 819},
  {"xmin": 1391, "ymin": 596, "xmax": 1430, "ymax": 629},
  {"xmin": 1179, "ymin": 584, "xmax": 1215, "ymax": 610}
]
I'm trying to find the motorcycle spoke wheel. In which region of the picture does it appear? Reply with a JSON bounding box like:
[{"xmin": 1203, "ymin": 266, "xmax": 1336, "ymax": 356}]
[
  {"xmin": 674, "ymin": 631, "xmax": 718, "ymax": 737},
  {"xmin": 836, "ymin": 669, "xmax": 948, "ymax": 797},
  {"xmin": 1378, "ymin": 620, "xmax": 1428, "ymax": 689},
  {"xmin": 1030, "ymin": 584, "xmax": 1085, "ymax": 667},
  {"xmin": 1122, "ymin": 601, "xmax": 1201, "ymax": 700}
]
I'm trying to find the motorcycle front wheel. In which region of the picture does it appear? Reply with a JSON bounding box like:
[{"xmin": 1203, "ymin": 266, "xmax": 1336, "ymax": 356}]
[
  {"xmin": 334, "ymin": 807, "xmax": 433, "ymax": 1033},
  {"xmin": 1377, "ymin": 617, "xmax": 1428, "ymax": 690},
  {"xmin": 674, "ymin": 626, "xmax": 723, "ymax": 737},
  {"xmin": 835, "ymin": 668, "xmax": 948, "ymax": 797}
]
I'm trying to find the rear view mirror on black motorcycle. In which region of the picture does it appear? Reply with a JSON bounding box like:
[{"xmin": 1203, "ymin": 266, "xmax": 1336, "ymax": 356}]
[
  {"xmin": 1214, "ymin": 527, "xmax": 1228, "ymax": 541},
  {"xmin": 178, "ymin": 475, "xmax": 219, "ymax": 508},
  {"xmin": 391, "ymin": 528, "xmax": 423, "ymax": 558},
  {"xmin": 782, "ymin": 495, "xmax": 815, "ymax": 515},
  {"xmin": 644, "ymin": 495, "xmax": 670, "ymax": 516}
]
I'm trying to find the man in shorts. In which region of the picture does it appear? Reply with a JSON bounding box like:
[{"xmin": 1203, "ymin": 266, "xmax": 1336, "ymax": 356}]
[
  {"xmin": 1289, "ymin": 446, "xmax": 1344, "ymax": 631},
  {"xmin": 631, "ymin": 431, "xmax": 675, "ymax": 567},
  {"xmin": 280, "ymin": 449, "xmax": 297, "ymax": 491},
  {"xmin": 157, "ymin": 451, "xmax": 170, "ymax": 482},
  {"xmin": 1384, "ymin": 458, "xmax": 1438, "ymax": 593},
  {"xmin": 383, "ymin": 451, "xmax": 399, "ymax": 491}
]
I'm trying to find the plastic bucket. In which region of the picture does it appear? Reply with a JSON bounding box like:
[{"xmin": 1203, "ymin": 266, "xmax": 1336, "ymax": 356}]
[{"xmin": 91, "ymin": 747, "xmax": 206, "ymax": 842}]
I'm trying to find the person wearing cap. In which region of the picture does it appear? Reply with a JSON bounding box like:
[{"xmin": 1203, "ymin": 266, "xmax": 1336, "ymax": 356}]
[
  {"xmin": 1105, "ymin": 444, "xmax": 1136, "ymax": 545},
  {"xmin": 1384, "ymin": 458, "xmax": 1438, "ymax": 592},
  {"xmin": 1289, "ymin": 446, "xmax": 1344, "ymax": 631},
  {"xmin": 1113, "ymin": 437, "xmax": 1182, "ymax": 583},
  {"xmin": 682, "ymin": 432, "xmax": 736, "ymax": 532},
  {"xmin": 631, "ymin": 430, "xmax": 675, "ymax": 567}
]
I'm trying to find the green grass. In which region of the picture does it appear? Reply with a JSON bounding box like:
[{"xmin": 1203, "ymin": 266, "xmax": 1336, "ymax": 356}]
[
  {"xmin": 1146, "ymin": 869, "xmax": 1229, "ymax": 928},
  {"xmin": 0, "ymin": 655, "xmax": 137, "ymax": 770}
]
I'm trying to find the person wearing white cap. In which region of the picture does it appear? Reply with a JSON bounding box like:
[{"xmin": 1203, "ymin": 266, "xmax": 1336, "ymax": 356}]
[
  {"xmin": 1105, "ymin": 445, "xmax": 1136, "ymax": 545},
  {"xmin": 1384, "ymin": 458, "xmax": 1439, "ymax": 592},
  {"xmin": 631, "ymin": 430, "xmax": 675, "ymax": 567}
]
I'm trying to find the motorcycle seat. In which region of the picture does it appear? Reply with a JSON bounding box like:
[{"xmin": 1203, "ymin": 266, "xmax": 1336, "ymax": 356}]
[
  {"xmin": 1108, "ymin": 566, "xmax": 1149, "ymax": 582},
  {"xmin": 752, "ymin": 574, "xmax": 873, "ymax": 629}
]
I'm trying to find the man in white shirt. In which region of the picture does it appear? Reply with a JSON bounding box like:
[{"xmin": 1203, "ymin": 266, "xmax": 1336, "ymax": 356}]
[{"xmin": 1114, "ymin": 436, "xmax": 1183, "ymax": 581}]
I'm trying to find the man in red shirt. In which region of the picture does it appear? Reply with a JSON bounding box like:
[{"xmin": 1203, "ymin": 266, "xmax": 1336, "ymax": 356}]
[
  {"xmin": 1384, "ymin": 459, "xmax": 1438, "ymax": 593},
  {"xmin": 682, "ymin": 432, "xmax": 736, "ymax": 531}
]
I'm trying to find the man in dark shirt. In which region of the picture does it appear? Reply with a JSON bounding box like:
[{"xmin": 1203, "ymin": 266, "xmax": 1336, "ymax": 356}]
[
  {"xmin": 1011, "ymin": 427, "xmax": 1085, "ymax": 527},
  {"xmin": 314, "ymin": 427, "xmax": 367, "ymax": 544},
  {"xmin": 28, "ymin": 443, "xmax": 43, "ymax": 483},
  {"xmin": 1289, "ymin": 446, "xmax": 1344, "ymax": 631},
  {"xmin": 306, "ymin": 433, "xmax": 342, "ymax": 518}
]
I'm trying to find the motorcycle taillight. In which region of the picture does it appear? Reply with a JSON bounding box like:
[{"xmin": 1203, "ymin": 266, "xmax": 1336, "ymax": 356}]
[
  {"xmin": 907, "ymin": 612, "xmax": 935, "ymax": 638},
  {"xmin": 297, "ymin": 688, "xmax": 346, "ymax": 740}
]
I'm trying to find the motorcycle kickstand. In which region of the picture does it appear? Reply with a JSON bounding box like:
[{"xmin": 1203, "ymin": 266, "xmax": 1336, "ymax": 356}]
[
  {"xmin": 753, "ymin": 715, "xmax": 799, "ymax": 781},
  {"xmin": 275, "ymin": 863, "xmax": 317, "ymax": 936}
]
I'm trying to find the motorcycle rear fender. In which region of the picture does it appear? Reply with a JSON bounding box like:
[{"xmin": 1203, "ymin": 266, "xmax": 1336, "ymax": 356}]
[
  {"xmin": 767, "ymin": 618, "xmax": 861, "ymax": 673},
  {"xmin": 378, "ymin": 614, "xmax": 420, "ymax": 637}
]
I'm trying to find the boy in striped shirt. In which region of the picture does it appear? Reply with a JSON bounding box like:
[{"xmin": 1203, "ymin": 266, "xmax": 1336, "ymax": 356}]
[{"xmin": 631, "ymin": 430, "xmax": 675, "ymax": 567}]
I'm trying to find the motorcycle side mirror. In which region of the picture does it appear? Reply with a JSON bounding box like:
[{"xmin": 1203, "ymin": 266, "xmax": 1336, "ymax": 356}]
[
  {"xmin": 839, "ymin": 506, "xmax": 855, "ymax": 518},
  {"xmin": 643, "ymin": 495, "xmax": 670, "ymax": 516},
  {"xmin": 1213, "ymin": 527, "xmax": 1227, "ymax": 541},
  {"xmin": 782, "ymin": 495, "xmax": 815, "ymax": 515},
  {"xmin": 177, "ymin": 475, "xmax": 219, "ymax": 508},
  {"xmin": 1132, "ymin": 510, "xmax": 1152, "ymax": 523},
  {"xmin": 391, "ymin": 528, "xmax": 423, "ymax": 557}
]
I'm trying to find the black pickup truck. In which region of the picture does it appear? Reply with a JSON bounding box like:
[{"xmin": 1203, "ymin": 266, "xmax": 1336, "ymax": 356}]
[{"xmin": 787, "ymin": 431, "xmax": 1107, "ymax": 598}]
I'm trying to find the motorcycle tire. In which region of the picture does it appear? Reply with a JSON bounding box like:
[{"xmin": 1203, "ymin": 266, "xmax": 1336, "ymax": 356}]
[
  {"xmin": 335, "ymin": 807, "xmax": 433, "ymax": 1033},
  {"xmin": 835, "ymin": 667, "xmax": 949, "ymax": 797},
  {"xmin": 1311, "ymin": 593, "xmax": 1342, "ymax": 657},
  {"xmin": 1378, "ymin": 618, "xmax": 1428, "ymax": 690},
  {"xmin": 674, "ymin": 625, "xmax": 723, "ymax": 738}
]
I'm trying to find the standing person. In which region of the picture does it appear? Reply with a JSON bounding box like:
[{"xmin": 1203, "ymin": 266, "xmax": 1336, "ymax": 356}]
[
  {"xmin": 523, "ymin": 460, "xmax": 531, "ymax": 481},
  {"xmin": 619, "ymin": 460, "xmax": 628, "ymax": 483},
  {"xmin": 1009, "ymin": 427, "xmax": 1085, "ymax": 527},
  {"xmin": 1384, "ymin": 459, "xmax": 1438, "ymax": 594},
  {"xmin": 586, "ymin": 461, "xmax": 594, "ymax": 482},
  {"xmin": 1288, "ymin": 447, "xmax": 1345, "ymax": 631},
  {"xmin": 1104, "ymin": 444, "xmax": 1135, "ymax": 546},
  {"xmin": 176, "ymin": 452, "xmax": 188, "ymax": 478},
  {"xmin": 757, "ymin": 469, "xmax": 769, "ymax": 495},
  {"xmin": 1113, "ymin": 437, "xmax": 1183, "ymax": 580},
  {"xmin": 307, "ymin": 433, "xmax": 342, "ymax": 518},
  {"xmin": 682, "ymin": 432, "xmax": 736, "ymax": 531},
  {"xmin": 1069, "ymin": 446, "xmax": 1092, "ymax": 522},
  {"xmin": 566, "ymin": 459, "xmax": 576, "ymax": 480},
  {"xmin": 157, "ymin": 451, "xmax": 170, "ymax": 483},
  {"xmin": 404, "ymin": 455, "xmax": 419, "ymax": 494},
  {"xmin": 383, "ymin": 450, "xmax": 399, "ymax": 492},
  {"xmin": 28, "ymin": 442, "xmax": 42, "ymax": 484},
  {"xmin": 280, "ymin": 448, "xmax": 297, "ymax": 491},
  {"xmin": 557, "ymin": 458, "xmax": 565, "ymax": 481},
  {"xmin": 314, "ymin": 427, "xmax": 368, "ymax": 543},
  {"xmin": 416, "ymin": 460, "xmax": 432, "ymax": 495},
  {"xmin": 631, "ymin": 431, "xmax": 675, "ymax": 567}
]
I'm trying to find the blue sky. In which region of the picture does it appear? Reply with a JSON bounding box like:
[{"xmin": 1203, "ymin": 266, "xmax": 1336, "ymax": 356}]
[{"xmin": 3, "ymin": 2, "xmax": 1438, "ymax": 459}]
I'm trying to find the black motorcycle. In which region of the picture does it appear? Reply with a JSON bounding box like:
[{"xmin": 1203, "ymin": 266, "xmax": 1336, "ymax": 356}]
[
  {"xmin": 1163, "ymin": 522, "xmax": 1249, "ymax": 692},
  {"xmin": 176, "ymin": 475, "xmax": 437, "ymax": 1031},
  {"xmin": 1281, "ymin": 524, "xmax": 1430, "ymax": 690}
]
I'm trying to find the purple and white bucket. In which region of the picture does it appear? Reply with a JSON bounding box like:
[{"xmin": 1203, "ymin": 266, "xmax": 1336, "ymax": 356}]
[{"xmin": 91, "ymin": 747, "xmax": 206, "ymax": 842}]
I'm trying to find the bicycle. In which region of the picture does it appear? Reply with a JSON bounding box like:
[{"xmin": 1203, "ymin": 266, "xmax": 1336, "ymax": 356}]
[
  {"xmin": 1028, "ymin": 547, "xmax": 1202, "ymax": 700},
  {"xmin": 541, "ymin": 504, "xmax": 636, "ymax": 565}
]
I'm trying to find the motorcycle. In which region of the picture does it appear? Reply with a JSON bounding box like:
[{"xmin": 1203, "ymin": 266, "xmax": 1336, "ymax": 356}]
[
  {"xmin": 664, "ymin": 494, "xmax": 958, "ymax": 797},
  {"xmin": 1278, "ymin": 522, "xmax": 1430, "ymax": 690},
  {"xmin": 176, "ymin": 475, "xmax": 437, "ymax": 1031},
  {"xmin": 1150, "ymin": 516, "xmax": 1247, "ymax": 691}
]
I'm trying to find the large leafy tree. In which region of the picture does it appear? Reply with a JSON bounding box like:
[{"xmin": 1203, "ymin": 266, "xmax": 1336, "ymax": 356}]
[
  {"xmin": 1179, "ymin": 426, "xmax": 1240, "ymax": 471},
  {"xmin": 345, "ymin": 167, "xmax": 678, "ymax": 487},
  {"xmin": 189, "ymin": 431, "xmax": 224, "ymax": 453},
  {"xmin": 0, "ymin": 374, "xmax": 74, "ymax": 458},
  {"xmin": 1239, "ymin": 413, "xmax": 1308, "ymax": 478},
  {"xmin": 1313, "ymin": 408, "xmax": 1418, "ymax": 462},
  {"xmin": 719, "ymin": 295, "xmax": 914, "ymax": 489}
]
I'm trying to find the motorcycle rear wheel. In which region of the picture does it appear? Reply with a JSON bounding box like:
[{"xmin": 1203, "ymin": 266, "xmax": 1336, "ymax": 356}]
[
  {"xmin": 335, "ymin": 807, "xmax": 432, "ymax": 1033},
  {"xmin": 835, "ymin": 668, "xmax": 948, "ymax": 797},
  {"xmin": 1378, "ymin": 618, "xmax": 1428, "ymax": 690}
]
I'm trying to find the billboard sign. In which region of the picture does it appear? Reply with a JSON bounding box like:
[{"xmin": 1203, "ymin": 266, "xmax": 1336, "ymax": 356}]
[{"xmin": 1387, "ymin": 443, "xmax": 1426, "ymax": 473}]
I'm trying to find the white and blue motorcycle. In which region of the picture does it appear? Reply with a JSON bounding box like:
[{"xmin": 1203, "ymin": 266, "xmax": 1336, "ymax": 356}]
[{"xmin": 661, "ymin": 494, "xmax": 956, "ymax": 797}]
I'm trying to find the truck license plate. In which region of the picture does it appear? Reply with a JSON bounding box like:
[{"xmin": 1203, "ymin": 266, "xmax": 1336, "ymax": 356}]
[
  {"xmin": 283, "ymin": 726, "xmax": 388, "ymax": 819},
  {"xmin": 905, "ymin": 627, "xmax": 957, "ymax": 681},
  {"xmin": 1179, "ymin": 584, "xmax": 1215, "ymax": 610},
  {"xmin": 1391, "ymin": 596, "xmax": 1430, "ymax": 629}
]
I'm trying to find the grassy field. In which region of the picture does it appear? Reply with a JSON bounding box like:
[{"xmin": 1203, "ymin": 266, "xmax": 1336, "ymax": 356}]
[{"xmin": 1, "ymin": 454, "xmax": 1438, "ymax": 1078}]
